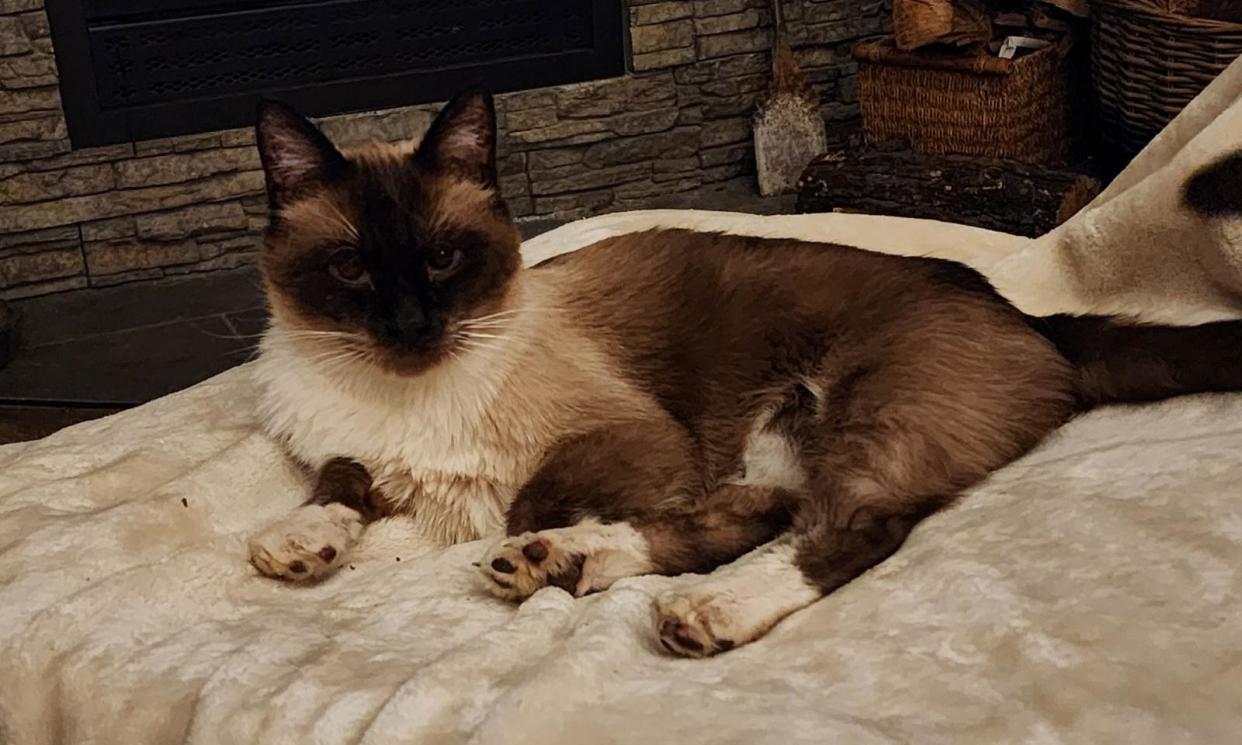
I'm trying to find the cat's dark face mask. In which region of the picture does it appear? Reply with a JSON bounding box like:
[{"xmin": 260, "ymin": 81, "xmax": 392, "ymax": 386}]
[{"xmin": 255, "ymin": 89, "xmax": 522, "ymax": 376}]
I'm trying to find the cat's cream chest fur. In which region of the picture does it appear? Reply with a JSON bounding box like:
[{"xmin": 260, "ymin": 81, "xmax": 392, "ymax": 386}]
[
  {"xmin": 254, "ymin": 340, "xmax": 535, "ymax": 544},
  {"xmin": 252, "ymin": 281, "xmax": 641, "ymax": 545}
]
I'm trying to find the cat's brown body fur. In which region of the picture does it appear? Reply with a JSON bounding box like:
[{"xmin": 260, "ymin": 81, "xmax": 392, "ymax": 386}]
[
  {"xmin": 512, "ymin": 230, "xmax": 1076, "ymax": 573},
  {"xmin": 247, "ymin": 89, "xmax": 1242, "ymax": 657}
]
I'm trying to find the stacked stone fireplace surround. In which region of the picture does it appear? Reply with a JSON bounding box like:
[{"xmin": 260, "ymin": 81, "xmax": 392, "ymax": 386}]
[{"xmin": 0, "ymin": 0, "xmax": 888, "ymax": 299}]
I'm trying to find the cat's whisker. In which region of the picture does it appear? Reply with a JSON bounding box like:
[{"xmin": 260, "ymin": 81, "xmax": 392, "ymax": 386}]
[
  {"xmin": 464, "ymin": 310, "xmax": 521, "ymax": 322},
  {"xmin": 457, "ymin": 320, "xmax": 514, "ymax": 332},
  {"xmin": 306, "ymin": 353, "xmax": 359, "ymax": 369},
  {"xmin": 298, "ymin": 338, "xmax": 359, "ymax": 353},
  {"xmin": 198, "ymin": 328, "xmax": 269, "ymax": 341},
  {"xmin": 282, "ymin": 329, "xmax": 365, "ymax": 340},
  {"xmin": 282, "ymin": 331, "xmax": 373, "ymax": 356},
  {"xmin": 456, "ymin": 340, "xmax": 504, "ymax": 356},
  {"xmin": 315, "ymin": 349, "xmax": 372, "ymax": 375},
  {"xmin": 455, "ymin": 329, "xmax": 509, "ymax": 344},
  {"xmin": 226, "ymin": 346, "xmax": 265, "ymax": 363},
  {"xmin": 290, "ymin": 337, "xmax": 368, "ymax": 349},
  {"xmin": 303, "ymin": 344, "xmax": 371, "ymax": 366},
  {"xmin": 459, "ymin": 307, "xmax": 539, "ymax": 324},
  {"xmin": 457, "ymin": 315, "xmax": 514, "ymax": 325},
  {"xmin": 454, "ymin": 328, "xmax": 513, "ymax": 340}
]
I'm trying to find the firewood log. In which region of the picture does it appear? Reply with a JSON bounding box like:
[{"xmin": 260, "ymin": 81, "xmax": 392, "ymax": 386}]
[
  {"xmin": 796, "ymin": 140, "xmax": 1100, "ymax": 238},
  {"xmin": 892, "ymin": 0, "xmax": 992, "ymax": 51}
]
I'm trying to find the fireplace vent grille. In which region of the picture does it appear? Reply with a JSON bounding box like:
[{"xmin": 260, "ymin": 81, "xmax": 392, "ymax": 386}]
[{"xmin": 46, "ymin": 0, "xmax": 625, "ymax": 147}]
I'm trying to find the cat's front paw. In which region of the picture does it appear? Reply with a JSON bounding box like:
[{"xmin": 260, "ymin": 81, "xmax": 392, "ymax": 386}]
[
  {"xmin": 652, "ymin": 590, "xmax": 741, "ymax": 658},
  {"xmin": 248, "ymin": 503, "xmax": 363, "ymax": 582},
  {"xmin": 477, "ymin": 532, "xmax": 582, "ymax": 601}
]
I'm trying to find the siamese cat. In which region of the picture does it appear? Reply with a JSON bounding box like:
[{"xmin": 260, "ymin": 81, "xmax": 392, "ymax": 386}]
[{"xmin": 247, "ymin": 89, "xmax": 1242, "ymax": 657}]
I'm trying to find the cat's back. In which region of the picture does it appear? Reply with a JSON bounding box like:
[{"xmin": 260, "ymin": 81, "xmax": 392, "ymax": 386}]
[{"xmin": 531, "ymin": 227, "xmax": 965, "ymax": 335}]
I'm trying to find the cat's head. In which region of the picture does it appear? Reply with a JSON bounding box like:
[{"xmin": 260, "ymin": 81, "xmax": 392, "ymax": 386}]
[{"xmin": 255, "ymin": 89, "xmax": 521, "ymax": 376}]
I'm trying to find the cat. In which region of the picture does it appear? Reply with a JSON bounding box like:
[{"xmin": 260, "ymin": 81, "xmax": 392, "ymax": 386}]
[{"xmin": 247, "ymin": 88, "xmax": 1242, "ymax": 657}]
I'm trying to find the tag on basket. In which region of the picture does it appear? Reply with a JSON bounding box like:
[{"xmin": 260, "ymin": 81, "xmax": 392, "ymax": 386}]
[{"xmin": 998, "ymin": 35, "xmax": 1051, "ymax": 59}]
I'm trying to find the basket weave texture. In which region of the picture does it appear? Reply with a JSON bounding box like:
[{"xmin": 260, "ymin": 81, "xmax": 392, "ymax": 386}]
[
  {"xmin": 1092, "ymin": 0, "xmax": 1242, "ymax": 156},
  {"xmin": 855, "ymin": 36, "xmax": 1072, "ymax": 165}
]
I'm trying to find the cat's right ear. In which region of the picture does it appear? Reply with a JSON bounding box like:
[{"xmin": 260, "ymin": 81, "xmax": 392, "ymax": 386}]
[{"xmin": 255, "ymin": 100, "xmax": 349, "ymax": 209}]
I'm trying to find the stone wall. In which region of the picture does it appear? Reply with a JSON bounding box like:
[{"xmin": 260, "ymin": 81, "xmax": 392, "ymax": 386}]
[{"xmin": 0, "ymin": 0, "xmax": 888, "ymax": 299}]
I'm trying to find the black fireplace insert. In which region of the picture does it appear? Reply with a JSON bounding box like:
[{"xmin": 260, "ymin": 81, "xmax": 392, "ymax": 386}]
[{"xmin": 46, "ymin": 0, "xmax": 626, "ymax": 147}]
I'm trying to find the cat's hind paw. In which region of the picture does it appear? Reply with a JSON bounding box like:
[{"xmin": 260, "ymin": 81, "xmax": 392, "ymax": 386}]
[
  {"xmin": 476, "ymin": 532, "xmax": 582, "ymax": 601},
  {"xmin": 477, "ymin": 520, "xmax": 654, "ymax": 601}
]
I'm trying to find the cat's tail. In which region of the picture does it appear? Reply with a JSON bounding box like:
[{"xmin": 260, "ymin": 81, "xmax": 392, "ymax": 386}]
[{"xmin": 1030, "ymin": 314, "xmax": 1242, "ymax": 407}]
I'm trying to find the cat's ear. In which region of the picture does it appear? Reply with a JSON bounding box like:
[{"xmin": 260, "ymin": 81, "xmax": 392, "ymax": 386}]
[
  {"xmin": 415, "ymin": 88, "xmax": 497, "ymax": 187},
  {"xmin": 255, "ymin": 99, "xmax": 349, "ymax": 209}
]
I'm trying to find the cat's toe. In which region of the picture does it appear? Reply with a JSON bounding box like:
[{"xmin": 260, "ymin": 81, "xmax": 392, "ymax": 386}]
[
  {"xmin": 477, "ymin": 533, "xmax": 547, "ymax": 601},
  {"xmin": 248, "ymin": 504, "xmax": 361, "ymax": 582},
  {"xmin": 477, "ymin": 532, "xmax": 580, "ymax": 601},
  {"xmin": 653, "ymin": 591, "xmax": 736, "ymax": 658}
]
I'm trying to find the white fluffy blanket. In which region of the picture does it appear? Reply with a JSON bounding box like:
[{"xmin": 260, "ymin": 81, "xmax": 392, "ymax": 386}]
[{"xmin": 4, "ymin": 61, "xmax": 1242, "ymax": 745}]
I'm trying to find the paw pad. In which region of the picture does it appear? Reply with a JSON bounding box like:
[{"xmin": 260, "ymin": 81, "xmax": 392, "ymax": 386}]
[
  {"xmin": 653, "ymin": 591, "xmax": 739, "ymax": 658},
  {"xmin": 477, "ymin": 533, "xmax": 568, "ymax": 601},
  {"xmin": 659, "ymin": 619, "xmax": 704, "ymax": 654},
  {"xmin": 521, "ymin": 540, "xmax": 548, "ymax": 563}
]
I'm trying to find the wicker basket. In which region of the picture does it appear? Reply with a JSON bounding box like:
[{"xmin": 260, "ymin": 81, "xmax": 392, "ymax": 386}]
[
  {"xmin": 855, "ymin": 36, "xmax": 1072, "ymax": 165},
  {"xmin": 1092, "ymin": 0, "xmax": 1242, "ymax": 156}
]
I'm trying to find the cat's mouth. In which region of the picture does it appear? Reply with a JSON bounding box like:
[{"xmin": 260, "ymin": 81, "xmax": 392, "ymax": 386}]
[
  {"xmin": 280, "ymin": 306, "xmax": 521, "ymax": 377},
  {"xmin": 283, "ymin": 328, "xmax": 452, "ymax": 378},
  {"xmin": 370, "ymin": 337, "xmax": 455, "ymax": 376}
]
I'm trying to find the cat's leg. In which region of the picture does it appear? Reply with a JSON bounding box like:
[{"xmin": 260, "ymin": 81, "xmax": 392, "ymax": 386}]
[
  {"xmin": 249, "ymin": 457, "xmax": 388, "ymax": 582},
  {"xmin": 480, "ymin": 487, "xmax": 792, "ymax": 601},
  {"xmin": 654, "ymin": 357, "xmax": 1076, "ymax": 656},
  {"xmin": 478, "ymin": 419, "xmax": 791, "ymax": 600},
  {"xmin": 652, "ymin": 434, "xmax": 965, "ymax": 657},
  {"xmin": 653, "ymin": 535, "xmax": 816, "ymax": 656},
  {"xmin": 652, "ymin": 490, "xmax": 934, "ymax": 657}
]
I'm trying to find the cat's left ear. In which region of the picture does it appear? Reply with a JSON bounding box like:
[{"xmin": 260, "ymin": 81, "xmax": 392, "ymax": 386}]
[{"xmin": 415, "ymin": 88, "xmax": 497, "ymax": 187}]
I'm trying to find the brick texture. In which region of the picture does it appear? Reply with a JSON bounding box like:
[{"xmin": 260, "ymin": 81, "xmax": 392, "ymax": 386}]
[{"xmin": 0, "ymin": 0, "xmax": 888, "ymax": 298}]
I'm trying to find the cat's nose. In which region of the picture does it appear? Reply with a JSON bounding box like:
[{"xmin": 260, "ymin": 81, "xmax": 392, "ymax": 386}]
[{"xmin": 394, "ymin": 299, "xmax": 429, "ymax": 334}]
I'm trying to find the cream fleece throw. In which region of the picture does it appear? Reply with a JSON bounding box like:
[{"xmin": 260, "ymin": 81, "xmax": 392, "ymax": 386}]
[{"xmin": 2, "ymin": 57, "xmax": 1241, "ymax": 745}]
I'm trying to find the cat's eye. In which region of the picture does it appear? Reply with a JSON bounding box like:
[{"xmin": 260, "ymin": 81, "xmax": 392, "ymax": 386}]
[
  {"xmin": 427, "ymin": 246, "xmax": 463, "ymax": 277},
  {"xmin": 327, "ymin": 249, "xmax": 369, "ymax": 287}
]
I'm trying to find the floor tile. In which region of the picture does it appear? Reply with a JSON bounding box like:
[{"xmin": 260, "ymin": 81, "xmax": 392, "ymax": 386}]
[
  {"xmin": 0, "ymin": 315, "xmax": 255, "ymax": 404},
  {"xmin": 0, "ymin": 404, "xmax": 123, "ymax": 445},
  {"xmin": 9, "ymin": 267, "xmax": 263, "ymax": 347},
  {"xmin": 223, "ymin": 306, "xmax": 270, "ymax": 342}
]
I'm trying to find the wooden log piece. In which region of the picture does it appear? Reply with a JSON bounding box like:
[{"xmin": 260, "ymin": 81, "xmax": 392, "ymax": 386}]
[{"xmin": 795, "ymin": 140, "xmax": 1101, "ymax": 238}]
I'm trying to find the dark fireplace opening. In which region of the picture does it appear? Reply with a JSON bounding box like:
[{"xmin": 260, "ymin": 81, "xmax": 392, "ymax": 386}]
[{"xmin": 46, "ymin": 0, "xmax": 626, "ymax": 147}]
